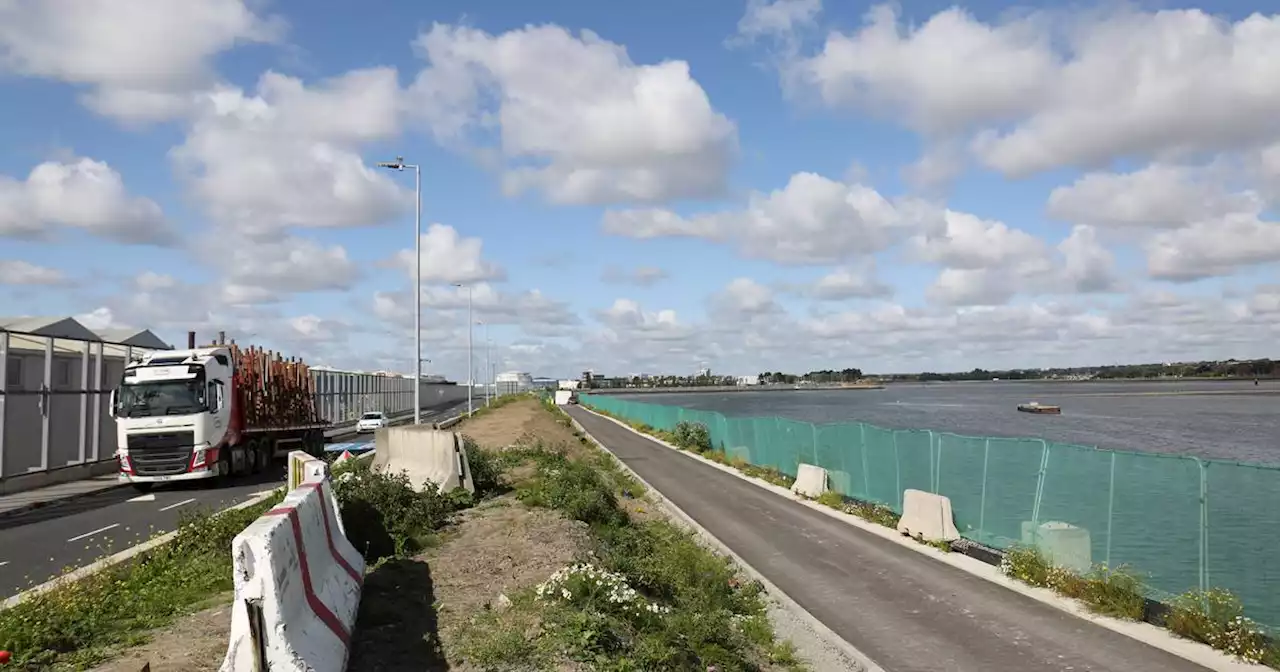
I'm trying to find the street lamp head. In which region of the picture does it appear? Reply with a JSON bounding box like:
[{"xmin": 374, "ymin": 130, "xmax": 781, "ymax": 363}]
[{"xmin": 376, "ymin": 157, "xmax": 406, "ymax": 170}]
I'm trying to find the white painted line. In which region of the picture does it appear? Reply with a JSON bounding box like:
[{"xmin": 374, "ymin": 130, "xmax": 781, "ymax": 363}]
[
  {"xmin": 0, "ymin": 561, "xmax": 9, "ymax": 568},
  {"xmin": 67, "ymin": 523, "xmax": 120, "ymax": 543},
  {"xmin": 127, "ymin": 493, "xmax": 156, "ymax": 502},
  {"xmin": 159, "ymin": 498, "xmax": 196, "ymax": 512}
]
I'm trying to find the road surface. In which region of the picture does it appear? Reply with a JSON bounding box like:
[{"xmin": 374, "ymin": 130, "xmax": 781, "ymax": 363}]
[
  {"xmin": 566, "ymin": 406, "xmax": 1210, "ymax": 672},
  {"xmin": 0, "ymin": 399, "xmax": 471, "ymax": 599}
]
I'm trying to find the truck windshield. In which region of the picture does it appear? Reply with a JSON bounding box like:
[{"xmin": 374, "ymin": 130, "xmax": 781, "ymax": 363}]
[{"xmin": 117, "ymin": 379, "xmax": 207, "ymax": 418}]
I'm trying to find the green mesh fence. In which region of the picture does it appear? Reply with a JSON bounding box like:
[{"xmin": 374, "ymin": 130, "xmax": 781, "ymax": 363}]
[{"xmin": 579, "ymin": 393, "xmax": 1280, "ymax": 628}]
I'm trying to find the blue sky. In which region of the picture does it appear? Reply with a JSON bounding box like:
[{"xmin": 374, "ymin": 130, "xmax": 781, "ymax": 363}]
[{"xmin": 1, "ymin": 0, "xmax": 1278, "ymax": 380}]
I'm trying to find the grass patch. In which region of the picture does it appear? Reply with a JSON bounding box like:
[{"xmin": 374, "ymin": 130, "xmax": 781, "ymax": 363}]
[
  {"xmin": 0, "ymin": 492, "xmax": 283, "ymax": 669},
  {"xmin": 457, "ymin": 442, "xmax": 806, "ymax": 671}
]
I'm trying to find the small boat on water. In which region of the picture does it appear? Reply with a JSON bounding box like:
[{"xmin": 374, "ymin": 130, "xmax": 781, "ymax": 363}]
[{"xmin": 1017, "ymin": 401, "xmax": 1061, "ymax": 415}]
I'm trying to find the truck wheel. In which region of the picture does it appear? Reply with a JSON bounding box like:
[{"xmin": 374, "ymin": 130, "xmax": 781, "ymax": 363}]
[
  {"xmin": 255, "ymin": 439, "xmax": 271, "ymax": 474},
  {"xmin": 132, "ymin": 482, "xmax": 153, "ymax": 493}
]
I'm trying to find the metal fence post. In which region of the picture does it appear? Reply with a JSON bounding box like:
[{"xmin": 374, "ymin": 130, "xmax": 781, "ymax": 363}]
[{"xmin": 1030, "ymin": 439, "xmax": 1050, "ymax": 529}]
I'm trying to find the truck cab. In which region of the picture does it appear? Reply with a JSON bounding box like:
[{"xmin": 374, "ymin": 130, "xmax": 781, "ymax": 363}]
[{"xmin": 111, "ymin": 348, "xmax": 234, "ymax": 485}]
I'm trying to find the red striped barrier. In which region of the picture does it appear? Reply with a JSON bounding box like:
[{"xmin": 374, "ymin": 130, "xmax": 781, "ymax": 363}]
[{"xmin": 220, "ymin": 462, "xmax": 365, "ymax": 672}]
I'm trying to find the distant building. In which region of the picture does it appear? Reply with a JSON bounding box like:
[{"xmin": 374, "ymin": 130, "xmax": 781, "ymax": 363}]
[
  {"xmin": 736, "ymin": 374, "xmax": 760, "ymax": 386},
  {"xmin": 495, "ymin": 371, "xmax": 534, "ymax": 396}
]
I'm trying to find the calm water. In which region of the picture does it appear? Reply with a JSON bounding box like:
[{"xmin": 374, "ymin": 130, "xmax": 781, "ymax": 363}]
[{"xmin": 630, "ymin": 380, "xmax": 1280, "ymax": 464}]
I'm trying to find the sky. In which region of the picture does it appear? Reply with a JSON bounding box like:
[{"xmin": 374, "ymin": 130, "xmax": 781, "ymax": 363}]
[{"xmin": 1, "ymin": 0, "xmax": 1278, "ymax": 381}]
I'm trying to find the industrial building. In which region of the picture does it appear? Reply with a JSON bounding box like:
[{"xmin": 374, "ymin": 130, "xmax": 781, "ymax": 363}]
[
  {"xmin": 494, "ymin": 370, "xmax": 534, "ymax": 396},
  {"xmin": 0, "ymin": 317, "xmax": 465, "ymax": 486}
]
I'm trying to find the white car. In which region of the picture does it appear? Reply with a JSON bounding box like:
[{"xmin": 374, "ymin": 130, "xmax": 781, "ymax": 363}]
[{"xmin": 356, "ymin": 411, "xmax": 387, "ymax": 433}]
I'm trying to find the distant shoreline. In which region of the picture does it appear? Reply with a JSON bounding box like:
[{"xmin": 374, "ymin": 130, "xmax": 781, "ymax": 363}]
[
  {"xmin": 592, "ymin": 384, "xmax": 885, "ymax": 395},
  {"xmin": 889, "ymin": 377, "xmax": 1275, "ymax": 384}
]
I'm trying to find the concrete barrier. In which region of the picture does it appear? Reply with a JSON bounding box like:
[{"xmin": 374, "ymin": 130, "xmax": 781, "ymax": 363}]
[
  {"xmin": 790, "ymin": 463, "xmax": 829, "ymax": 498},
  {"xmin": 896, "ymin": 489, "xmax": 961, "ymax": 542},
  {"xmin": 373, "ymin": 426, "xmax": 475, "ymax": 494},
  {"xmin": 220, "ymin": 460, "xmax": 364, "ymax": 672},
  {"xmin": 1021, "ymin": 520, "xmax": 1093, "ymax": 574}
]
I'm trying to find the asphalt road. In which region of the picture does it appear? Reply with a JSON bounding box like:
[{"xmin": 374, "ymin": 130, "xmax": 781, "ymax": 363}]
[
  {"xmin": 566, "ymin": 406, "xmax": 1211, "ymax": 672},
  {"xmin": 0, "ymin": 398, "xmax": 473, "ymax": 599}
]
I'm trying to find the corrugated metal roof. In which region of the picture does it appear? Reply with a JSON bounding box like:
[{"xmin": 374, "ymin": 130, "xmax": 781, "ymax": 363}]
[{"xmin": 1, "ymin": 316, "xmax": 173, "ymax": 355}]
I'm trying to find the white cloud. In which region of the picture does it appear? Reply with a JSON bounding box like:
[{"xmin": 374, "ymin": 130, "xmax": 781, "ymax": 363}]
[
  {"xmin": 220, "ymin": 236, "xmax": 361, "ymax": 304},
  {"xmin": 0, "ymin": 259, "xmax": 71, "ymax": 286},
  {"xmin": 409, "ymin": 23, "xmax": 738, "ymax": 205},
  {"xmin": 170, "ymin": 69, "xmax": 411, "ymax": 236},
  {"xmin": 0, "ymin": 0, "xmax": 284, "ymax": 123},
  {"xmin": 794, "ymin": 5, "xmax": 1052, "ymax": 135},
  {"xmin": 735, "ymin": 0, "xmax": 822, "ymax": 43},
  {"xmin": 378, "ymin": 283, "xmax": 580, "ymax": 331},
  {"xmin": 788, "ymin": 5, "xmax": 1280, "ymax": 177},
  {"xmin": 909, "ymin": 210, "xmax": 1048, "ymax": 270},
  {"xmin": 604, "ymin": 172, "xmax": 927, "ymax": 265},
  {"xmin": 1146, "ymin": 215, "xmax": 1280, "ymax": 282},
  {"xmin": 389, "ymin": 224, "xmax": 506, "ymax": 286},
  {"xmin": 596, "ymin": 298, "xmax": 693, "ymax": 342},
  {"xmin": 708, "ymin": 278, "xmax": 782, "ymax": 318},
  {"xmin": 1057, "ymin": 225, "xmax": 1118, "ymax": 293},
  {"xmin": 1047, "ymin": 165, "xmax": 1258, "ymax": 230},
  {"xmin": 809, "ymin": 262, "xmax": 891, "ymax": 300},
  {"xmin": 0, "ymin": 157, "xmax": 174, "ymax": 244}
]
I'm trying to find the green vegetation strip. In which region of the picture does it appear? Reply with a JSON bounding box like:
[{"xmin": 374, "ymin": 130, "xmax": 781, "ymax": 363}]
[
  {"xmin": 592, "ymin": 408, "xmax": 1280, "ymax": 668},
  {"xmin": 458, "ymin": 406, "xmax": 804, "ymax": 670},
  {"xmin": 0, "ymin": 492, "xmax": 284, "ymax": 669}
]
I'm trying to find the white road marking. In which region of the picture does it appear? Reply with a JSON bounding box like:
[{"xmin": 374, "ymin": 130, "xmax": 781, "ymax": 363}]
[
  {"xmin": 128, "ymin": 493, "xmax": 157, "ymax": 502},
  {"xmin": 67, "ymin": 523, "xmax": 120, "ymax": 543},
  {"xmin": 0, "ymin": 561, "xmax": 9, "ymax": 568},
  {"xmin": 159, "ymin": 498, "xmax": 197, "ymax": 512}
]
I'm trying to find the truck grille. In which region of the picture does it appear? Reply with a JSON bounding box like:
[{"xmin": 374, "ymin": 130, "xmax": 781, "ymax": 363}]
[{"xmin": 127, "ymin": 431, "xmax": 196, "ymax": 476}]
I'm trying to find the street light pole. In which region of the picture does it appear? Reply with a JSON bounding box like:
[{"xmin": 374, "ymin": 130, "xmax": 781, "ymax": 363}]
[
  {"xmin": 377, "ymin": 157, "xmax": 423, "ymax": 425},
  {"xmin": 455, "ymin": 283, "xmax": 473, "ymax": 416},
  {"xmin": 484, "ymin": 324, "xmax": 492, "ymax": 407}
]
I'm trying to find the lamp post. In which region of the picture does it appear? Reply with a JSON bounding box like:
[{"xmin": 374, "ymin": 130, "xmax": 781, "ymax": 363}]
[
  {"xmin": 454, "ymin": 283, "xmax": 473, "ymax": 416},
  {"xmin": 376, "ymin": 156, "xmax": 422, "ymax": 425},
  {"xmin": 476, "ymin": 320, "xmax": 491, "ymax": 406}
]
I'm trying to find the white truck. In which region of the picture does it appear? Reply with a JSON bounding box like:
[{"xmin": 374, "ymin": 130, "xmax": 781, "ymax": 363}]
[{"xmin": 110, "ymin": 334, "xmax": 329, "ymax": 492}]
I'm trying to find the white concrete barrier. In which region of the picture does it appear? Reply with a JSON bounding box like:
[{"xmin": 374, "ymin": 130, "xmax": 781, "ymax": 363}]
[
  {"xmin": 790, "ymin": 463, "xmax": 829, "ymax": 498},
  {"xmin": 373, "ymin": 426, "xmax": 475, "ymax": 494},
  {"xmin": 220, "ymin": 461, "xmax": 365, "ymax": 672},
  {"xmin": 1021, "ymin": 520, "xmax": 1093, "ymax": 574},
  {"xmin": 896, "ymin": 489, "xmax": 961, "ymax": 542}
]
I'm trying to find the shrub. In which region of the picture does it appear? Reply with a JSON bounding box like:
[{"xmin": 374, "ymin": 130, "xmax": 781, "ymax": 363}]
[
  {"xmin": 463, "ymin": 437, "xmax": 505, "ymax": 497},
  {"xmin": 672, "ymin": 421, "xmax": 712, "ymax": 453},
  {"xmin": 332, "ymin": 465, "xmax": 465, "ymax": 561},
  {"xmin": 516, "ymin": 452, "xmax": 627, "ymax": 529},
  {"xmin": 1166, "ymin": 588, "xmax": 1272, "ymax": 663}
]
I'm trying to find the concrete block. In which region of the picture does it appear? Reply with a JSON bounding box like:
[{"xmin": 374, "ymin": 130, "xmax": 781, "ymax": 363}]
[
  {"xmin": 896, "ymin": 489, "xmax": 961, "ymax": 542},
  {"xmin": 220, "ymin": 476, "xmax": 364, "ymax": 672},
  {"xmin": 1021, "ymin": 520, "xmax": 1093, "ymax": 574},
  {"xmin": 790, "ymin": 463, "xmax": 829, "ymax": 498},
  {"xmin": 373, "ymin": 426, "xmax": 475, "ymax": 494}
]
